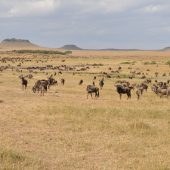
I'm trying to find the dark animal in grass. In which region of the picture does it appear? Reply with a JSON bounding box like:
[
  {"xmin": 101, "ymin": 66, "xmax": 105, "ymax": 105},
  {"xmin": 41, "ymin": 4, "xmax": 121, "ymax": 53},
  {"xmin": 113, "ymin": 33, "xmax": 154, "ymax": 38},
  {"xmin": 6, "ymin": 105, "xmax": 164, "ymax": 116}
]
[
  {"xmin": 136, "ymin": 86, "xmax": 144, "ymax": 100},
  {"xmin": 79, "ymin": 79, "xmax": 83, "ymax": 85},
  {"xmin": 116, "ymin": 85, "xmax": 133, "ymax": 99},
  {"xmin": 136, "ymin": 89, "xmax": 141, "ymax": 100},
  {"xmin": 19, "ymin": 76, "xmax": 28, "ymax": 90},
  {"xmin": 157, "ymin": 88, "xmax": 170, "ymax": 98},
  {"xmin": 39, "ymin": 82, "xmax": 48, "ymax": 96},
  {"xmin": 152, "ymin": 84, "xmax": 170, "ymax": 98},
  {"xmin": 32, "ymin": 80, "xmax": 48, "ymax": 95},
  {"xmin": 99, "ymin": 78, "xmax": 104, "ymax": 90},
  {"xmin": 48, "ymin": 76, "xmax": 58, "ymax": 89},
  {"xmin": 86, "ymin": 85, "xmax": 99, "ymax": 99},
  {"xmin": 61, "ymin": 78, "xmax": 65, "ymax": 85},
  {"xmin": 140, "ymin": 83, "xmax": 148, "ymax": 93},
  {"xmin": 129, "ymin": 75, "xmax": 133, "ymax": 79}
]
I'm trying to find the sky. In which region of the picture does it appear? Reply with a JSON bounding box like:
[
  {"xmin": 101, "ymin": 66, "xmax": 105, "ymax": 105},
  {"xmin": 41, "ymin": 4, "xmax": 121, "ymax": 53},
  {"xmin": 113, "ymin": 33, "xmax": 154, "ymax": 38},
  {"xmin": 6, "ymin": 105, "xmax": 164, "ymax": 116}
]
[{"xmin": 0, "ymin": 0, "xmax": 170, "ymax": 49}]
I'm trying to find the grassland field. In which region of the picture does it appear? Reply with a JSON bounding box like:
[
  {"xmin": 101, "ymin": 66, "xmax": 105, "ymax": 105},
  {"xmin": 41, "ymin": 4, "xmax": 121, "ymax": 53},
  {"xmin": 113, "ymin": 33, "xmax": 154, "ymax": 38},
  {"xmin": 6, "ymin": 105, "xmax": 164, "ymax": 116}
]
[{"xmin": 0, "ymin": 50, "xmax": 170, "ymax": 170}]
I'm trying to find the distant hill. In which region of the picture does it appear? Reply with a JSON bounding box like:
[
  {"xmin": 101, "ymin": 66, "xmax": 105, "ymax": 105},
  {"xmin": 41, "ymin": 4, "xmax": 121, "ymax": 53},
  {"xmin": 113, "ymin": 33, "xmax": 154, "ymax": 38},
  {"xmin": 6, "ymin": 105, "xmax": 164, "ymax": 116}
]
[
  {"xmin": 61, "ymin": 44, "xmax": 82, "ymax": 50},
  {"xmin": 162, "ymin": 47, "xmax": 170, "ymax": 51},
  {"xmin": 99, "ymin": 48, "xmax": 142, "ymax": 51},
  {"xmin": 0, "ymin": 38, "xmax": 39, "ymax": 49},
  {"xmin": 61, "ymin": 45, "xmax": 144, "ymax": 51}
]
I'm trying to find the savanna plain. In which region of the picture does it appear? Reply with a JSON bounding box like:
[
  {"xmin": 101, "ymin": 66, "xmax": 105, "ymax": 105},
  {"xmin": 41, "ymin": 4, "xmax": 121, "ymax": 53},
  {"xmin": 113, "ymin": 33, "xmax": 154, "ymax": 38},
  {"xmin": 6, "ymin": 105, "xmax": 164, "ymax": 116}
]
[{"xmin": 0, "ymin": 50, "xmax": 170, "ymax": 170}]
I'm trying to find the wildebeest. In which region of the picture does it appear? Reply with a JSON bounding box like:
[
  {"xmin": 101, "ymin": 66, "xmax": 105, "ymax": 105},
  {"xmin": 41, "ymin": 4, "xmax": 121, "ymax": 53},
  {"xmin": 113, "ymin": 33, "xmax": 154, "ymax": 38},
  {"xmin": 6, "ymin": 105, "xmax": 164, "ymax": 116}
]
[
  {"xmin": 61, "ymin": 78, "xmax": 65, "ymax": 85},
  {"xmin": 99, "ymin": 78, "xmax": 104, "ymax": 90},
  {"xmin": 32, "ymin": 80, "xmax": 48, "ymax": 95},
  {"xmin": 136, "ymin": 88, "xmax": 143, "ymax": 100},
  {"xmin": 152, "ymin": 84, "xmax": 170, "ymax": 98},
  {"xmin": 116, "ymin": 84, "xmax": 133, "ymax": 99},
  {"xmin": 48, "ymin": 76, "xmax": 58, "ymax": 89},
  {"xmin": 19, "ymin": 75, "xmax": 28, "ymax": 90},
  {"xmin": 139, "ymin": 83, "xmax": 148, "ymax": 93},
  {"xmin": 86, "ymin": 85, "xmax": 99, "ymax": 99},
  {"xmin": 79, "ymin": 79, "xmax": 83, "ymax": 85}
]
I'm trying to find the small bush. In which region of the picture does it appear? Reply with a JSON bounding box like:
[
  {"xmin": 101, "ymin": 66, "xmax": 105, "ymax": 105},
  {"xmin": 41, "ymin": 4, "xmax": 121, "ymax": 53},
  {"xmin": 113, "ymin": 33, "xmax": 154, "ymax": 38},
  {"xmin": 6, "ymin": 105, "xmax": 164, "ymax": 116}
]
[
  {"xmin": 120, "ymin": 61, "xmax": 136, "ymax": 65},
  {"xmin": 144, "ymin": 61, "xmax": 157, "ymax": 65},
  {"xmin": 166, "ymin": 61, "xmax": 170, "ymax": 66}
]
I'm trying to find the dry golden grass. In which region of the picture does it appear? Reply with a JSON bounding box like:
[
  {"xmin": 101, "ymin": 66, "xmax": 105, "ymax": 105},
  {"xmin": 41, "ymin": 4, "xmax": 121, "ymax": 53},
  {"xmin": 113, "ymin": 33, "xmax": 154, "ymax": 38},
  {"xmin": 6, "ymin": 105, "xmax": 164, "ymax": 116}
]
[{"xmin": 0, "ymin": 50, "xmax": 170, "ymax": 170}]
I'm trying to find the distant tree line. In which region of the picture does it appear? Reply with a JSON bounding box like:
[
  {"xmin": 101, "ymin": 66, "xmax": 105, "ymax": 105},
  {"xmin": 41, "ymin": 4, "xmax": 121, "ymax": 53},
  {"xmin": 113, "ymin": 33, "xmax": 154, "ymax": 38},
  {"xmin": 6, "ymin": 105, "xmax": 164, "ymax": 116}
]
[{"xmin": 13, "ymin": 50, "xmax": 72, "ymax": 55}]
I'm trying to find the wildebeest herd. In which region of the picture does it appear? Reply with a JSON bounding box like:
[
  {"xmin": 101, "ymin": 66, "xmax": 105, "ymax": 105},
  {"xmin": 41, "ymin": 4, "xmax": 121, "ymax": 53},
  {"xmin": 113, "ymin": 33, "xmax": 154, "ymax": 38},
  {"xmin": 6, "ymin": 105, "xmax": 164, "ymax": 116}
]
[
  {"xmin": 1, "ymin": 54, "xmax": 170, "ymax": 100},
  {"xmin": 18, "ymin": 73, "xmax": 170, "ymax": 100}
]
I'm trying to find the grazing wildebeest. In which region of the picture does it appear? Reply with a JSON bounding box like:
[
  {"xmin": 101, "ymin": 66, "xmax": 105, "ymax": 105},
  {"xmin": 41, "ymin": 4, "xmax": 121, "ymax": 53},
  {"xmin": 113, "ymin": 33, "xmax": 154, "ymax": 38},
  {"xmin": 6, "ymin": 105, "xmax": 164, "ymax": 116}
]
[
  {"xmin": 136, "ymin": 87, "xmax": 144, "ymax": 100},
  {"xmin": 79, "ymin": 79, "xmax": 83, "ymax": 85},
  {"xmin": 86, "ymin": 85, "xmax": 99, "ymax": 99},
  {"xmin": 61, "ymin": 78, "xmax": 65, "ymax": 85},
  {"xmin": 140, "ymin": 83, "xmax": 148, "ymax": 93},
  {"xmin": 159, "ymin": 88, "xmax": 170, "ymax": 98},
  {"xmin": 32, "ymin": 80, "xmax": 48, "ymax": 95},
  {"xmin": 48, "ymin": 76, "xmax": 58, "ymax": 89},
  {"xmin": 152, "ymin": 84, "xmax": 170, "ymax": 98},
  {"xmin": 99, "ymin": 78, "xmax": 104, "ymax": 90},
  {"xmin": 116, "ymin": 85, "xmax": 133, "ymax": 99},
  {"xmin": 19, "ymin": 76, "xmax": 28, "ymax": 90}
]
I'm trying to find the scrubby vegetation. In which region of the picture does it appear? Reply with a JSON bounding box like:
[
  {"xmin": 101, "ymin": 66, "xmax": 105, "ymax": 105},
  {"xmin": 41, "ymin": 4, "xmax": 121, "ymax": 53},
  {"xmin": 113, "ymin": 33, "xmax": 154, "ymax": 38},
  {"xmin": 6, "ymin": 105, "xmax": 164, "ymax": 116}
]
[
  {"xmin": 166, "ymin": 60, "xmax": 170, "ymax": 66},
  {"xmin": 144, "ymin": 61, "xmax": 157, "ymax": 65},
  {"xmin": 13, "ymin": 50, "xmax": 72, "ymax": 55},
  {"xmin": 120, "ymin": 61, "xmax": 136, "ymax": 65}
]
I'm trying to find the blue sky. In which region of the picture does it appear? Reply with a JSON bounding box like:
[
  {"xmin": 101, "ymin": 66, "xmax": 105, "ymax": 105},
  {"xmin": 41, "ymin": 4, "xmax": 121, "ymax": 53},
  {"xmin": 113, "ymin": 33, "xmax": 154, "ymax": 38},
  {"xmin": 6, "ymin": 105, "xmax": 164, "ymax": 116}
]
[{"xmin": 0, "ymin": 0, "xmax": 170, "ymax": 49}]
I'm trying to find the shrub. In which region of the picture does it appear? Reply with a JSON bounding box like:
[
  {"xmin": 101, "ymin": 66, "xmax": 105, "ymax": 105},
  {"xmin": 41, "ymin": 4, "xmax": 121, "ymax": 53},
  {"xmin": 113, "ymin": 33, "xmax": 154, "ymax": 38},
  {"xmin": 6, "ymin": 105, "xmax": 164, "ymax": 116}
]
[
  {"xmin": 166, "ymin": 61, "xmax": 170, "ymax": 66},
  {"xmin": 144, "ymin": 61, "xmax": 157, "ymax": 65}
]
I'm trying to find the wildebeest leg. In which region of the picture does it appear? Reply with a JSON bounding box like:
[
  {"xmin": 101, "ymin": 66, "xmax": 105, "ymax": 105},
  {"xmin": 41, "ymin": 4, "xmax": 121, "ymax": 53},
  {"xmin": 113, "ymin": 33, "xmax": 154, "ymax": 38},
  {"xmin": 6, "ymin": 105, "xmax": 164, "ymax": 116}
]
[
  {"xmin": 119, "ymin": 93, "xmax": 122, "ymax": 100},
  {"xmin": 95, "ymin": 92, "xmax": 97, "ymax": 99},
  {"xmin": 91, "ymin": 93, "xmax": 93, "ymax": 99},
  {"xmin": 127, "ymin": 92, "xmax": 131, "ymax": 99},
  {"xmin": 22, "ymin": 84, "xmax": 25, "ymax": 90},
  {"xmin": 41, "ymin": 87, "xmax": 44, "ymax": 96}
]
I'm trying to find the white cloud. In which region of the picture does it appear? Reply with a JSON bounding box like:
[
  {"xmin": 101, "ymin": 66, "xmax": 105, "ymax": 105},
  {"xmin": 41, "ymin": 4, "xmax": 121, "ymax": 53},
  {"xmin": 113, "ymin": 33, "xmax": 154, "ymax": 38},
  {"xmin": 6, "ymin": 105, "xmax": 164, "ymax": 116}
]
[
  {"xmin": 144, "ymin": 5, "xmax": 163, "ymax": 13},
  {"xmin": 0, "ymin": 0, "xmax": 61, "ymax": 17},
  {"xmin": 62, "ymin": 0, "xmax": 141, "ymax": 14},
  {"xmin": 1, "ymin": 0, "xmax": 170, "ymax": 17}
]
